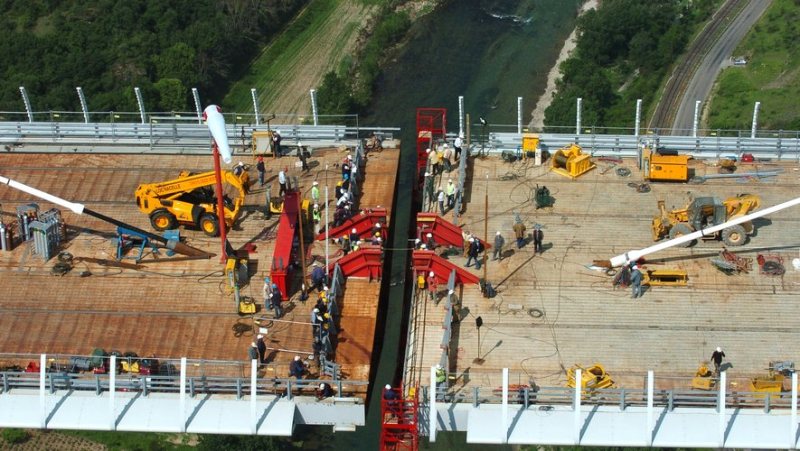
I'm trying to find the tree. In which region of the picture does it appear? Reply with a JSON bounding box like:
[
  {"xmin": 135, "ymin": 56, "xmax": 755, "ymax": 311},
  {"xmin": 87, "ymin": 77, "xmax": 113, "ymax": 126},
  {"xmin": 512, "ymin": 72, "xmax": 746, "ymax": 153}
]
[{"xmin": 154, "ymin": 78, "xmax": 187, "ymax": 112}]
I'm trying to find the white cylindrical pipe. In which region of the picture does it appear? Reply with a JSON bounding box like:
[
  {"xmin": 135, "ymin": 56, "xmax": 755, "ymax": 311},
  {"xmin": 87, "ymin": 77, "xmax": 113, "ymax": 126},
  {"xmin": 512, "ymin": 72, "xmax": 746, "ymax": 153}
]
[
  {"xmin": 458, "ymin": 96, "xmax": 465, "ymax": 137},
  {"xmin": 576, "ymin": 98, "xmax": 582, "ymax": 135},
  {"xmin": 192, "ymin": 88, "xmax": 203, "ymax": 124},
  {"xmin": 0, "ymin": 176, "xmax": 85, "ymax": 214},
  {"xmin": 517, "ymin": 97, "xmax": 523, "ymax": 135},
  {"xmin": 751, "ymin": 101, "xmax": 761, "ymax": 139},
  {"xmin": 203, "ymin": 105, "xmax": 231, "ymax": 164},
  {"xmin": 608, "ymin": 196, "xmax": 800, "ymax": 267},
  {"xmin": 251, "ymin": 88, "xmax": 261, "ymax": 125},
  {"xmin": 693, "ymin": 100, "xmax": 701, "ymax": 138},
  {"xmin": 310, "ymin": 89, "xmax": 319, "ymax": 126},
  {"xmin": 635, "ymin": 99, "xmax": 642, "ymax": 137}
]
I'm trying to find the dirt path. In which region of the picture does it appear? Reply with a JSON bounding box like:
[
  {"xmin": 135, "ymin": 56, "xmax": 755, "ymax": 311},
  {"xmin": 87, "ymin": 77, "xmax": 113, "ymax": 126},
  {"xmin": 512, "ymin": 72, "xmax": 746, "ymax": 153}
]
[
  {"xmin": 527, "ymin": 0, "xmax": 598, "ymax": 130},
  {"xmin": 238, "ymin": 1, "xmax": 377, "ymax": 121}
]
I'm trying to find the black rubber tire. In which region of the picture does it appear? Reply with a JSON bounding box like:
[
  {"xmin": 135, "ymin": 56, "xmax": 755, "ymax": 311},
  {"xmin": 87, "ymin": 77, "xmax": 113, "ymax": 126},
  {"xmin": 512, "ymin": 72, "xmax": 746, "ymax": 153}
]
[
  {"xmin": 668, "ymin": 223, "xmax": 695, "ymax": 247},
  {"xmin": 150, "ymin": 210, "xmax": 177, "ymax": 231},
  {"xmin": 722, "ymin": 224, "xmax": 747, "ymax": 246},
  {"xmin": 199, "ymin": 213, "xmax": 220, "ymax": 237}
]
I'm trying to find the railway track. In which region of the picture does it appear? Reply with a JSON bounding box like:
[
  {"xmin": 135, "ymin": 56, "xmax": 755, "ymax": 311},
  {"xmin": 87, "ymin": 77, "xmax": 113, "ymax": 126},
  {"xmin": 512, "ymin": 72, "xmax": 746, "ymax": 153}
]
[{"xmin": 648, "ymin": 0, "xmax": 745, "ymax": 131}]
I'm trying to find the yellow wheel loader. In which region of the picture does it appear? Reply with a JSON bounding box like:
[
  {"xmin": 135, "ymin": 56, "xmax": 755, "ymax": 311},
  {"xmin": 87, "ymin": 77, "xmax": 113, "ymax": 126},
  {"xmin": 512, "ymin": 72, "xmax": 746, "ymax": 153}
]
[
  {"xmin": 135, "ymin": 170, "xmax": 246, "ymax": 237},
  {"xmin": 651, "ymin": 194, "xmax": 761, "ymax": 247}
]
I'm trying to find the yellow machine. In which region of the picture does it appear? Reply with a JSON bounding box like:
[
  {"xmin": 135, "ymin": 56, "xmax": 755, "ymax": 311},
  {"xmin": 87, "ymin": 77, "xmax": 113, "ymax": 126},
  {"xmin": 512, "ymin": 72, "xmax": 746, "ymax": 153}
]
[
  {"xmin": 642, "ymin": 146, "xmax": 691, "ymax": 182},
  {"xmin": 691, "ymin": 364, "xmax": 716, "ymax": 390},
  {"xmin": 651, "ymin": 194, "xmax": 760, "ymax": 247},
  {"xmin": 565, "ymin": 364, "xmax": 616, "ymax": 390},
  {"xmin": 643, "ymin": 269, "xmax": 688, "ymax": 286},
  {"xmin": 750, "ymin": 373, "xmax": 785, "ymax": 396},
  {"xmin": 521, "ymin": 133, "xmax": 539, "ymax": 160},
  {"xmin": 135, "ymin": 170, "xmax": 246, "ymax": 237},
  {"xmin": 550, "ymin": 144, "xmax": 596, "ymax": 179},
  {"xmin": 252, "ymin": 131, "xmax": 277, "ymax": 157}
]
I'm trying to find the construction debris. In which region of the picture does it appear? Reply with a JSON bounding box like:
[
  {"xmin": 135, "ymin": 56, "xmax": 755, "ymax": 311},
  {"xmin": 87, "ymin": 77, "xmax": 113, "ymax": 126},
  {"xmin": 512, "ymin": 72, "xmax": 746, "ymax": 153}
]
[{"xmin": 709, "ymin": 248, "xmax": 752, "ymax": 274}]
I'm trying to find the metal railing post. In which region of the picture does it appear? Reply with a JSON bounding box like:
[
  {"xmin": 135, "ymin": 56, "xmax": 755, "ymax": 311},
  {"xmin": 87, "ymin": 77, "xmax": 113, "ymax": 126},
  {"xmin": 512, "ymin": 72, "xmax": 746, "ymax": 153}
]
[
  {"xmin": 573, "ymin": 368, "xmax": 581, "ymax": 445},
  {"xmin": 109, "ymin": 354, "xmax": 116, "ymax": 430},
  {"xmin": 646, "ymin": 370, "xmax": 653, "ymax": 446},
  {"xmin": 718, "ymin": 371, "xmax": 726, "ymax": 448}
]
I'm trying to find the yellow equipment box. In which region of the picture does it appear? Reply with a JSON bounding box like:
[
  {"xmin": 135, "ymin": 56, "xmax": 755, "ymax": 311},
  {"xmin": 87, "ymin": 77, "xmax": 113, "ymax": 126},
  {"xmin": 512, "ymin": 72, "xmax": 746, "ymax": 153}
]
[
  {"xmin": 643, "ymin": 147, "xmax": 690, "ymax": 182},
  {"xmin": 691, "ymin": 364, "xmax": 716, "ymax": 390},
  {"xmin": 643, "ymin": 269, "xmax": 688, "ymax": 286},
  {"xmin": 750, "ymin": 374, "xmax": 785, "ymax": 396},
  {"xmin": 521, "ymin": 133, "xmax": 539, "ymax": 160}
]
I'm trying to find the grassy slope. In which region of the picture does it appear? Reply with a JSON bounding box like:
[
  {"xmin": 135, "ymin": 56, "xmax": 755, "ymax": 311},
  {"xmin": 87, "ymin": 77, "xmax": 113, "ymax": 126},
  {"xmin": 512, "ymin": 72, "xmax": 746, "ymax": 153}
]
[
  {"xmin": 707, "ymin": 0, "xmax": 800, "ymax": 131},
  {"xmin": 222, "ymin": 0, "xmax": 377, "ymax": 119}
]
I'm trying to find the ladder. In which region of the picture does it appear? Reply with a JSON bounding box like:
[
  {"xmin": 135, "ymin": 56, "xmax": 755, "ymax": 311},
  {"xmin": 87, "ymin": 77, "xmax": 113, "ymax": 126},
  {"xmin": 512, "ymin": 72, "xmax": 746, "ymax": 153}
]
[{"xmin": 379, "ymin": 385, "xmax": 419, "ymax": 450}]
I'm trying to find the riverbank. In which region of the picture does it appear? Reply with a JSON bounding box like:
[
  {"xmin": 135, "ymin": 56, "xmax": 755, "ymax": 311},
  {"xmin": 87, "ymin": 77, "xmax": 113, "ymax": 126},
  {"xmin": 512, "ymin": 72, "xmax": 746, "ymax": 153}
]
[{"xmin": 528, "ymin": 0, "xmax": 598, "ymax": 130}]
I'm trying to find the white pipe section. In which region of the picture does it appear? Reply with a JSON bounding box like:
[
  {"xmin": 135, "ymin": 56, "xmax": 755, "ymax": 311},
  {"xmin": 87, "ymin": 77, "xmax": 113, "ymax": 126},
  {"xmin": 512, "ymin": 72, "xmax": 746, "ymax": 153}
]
[
  {"xmin": 109, "ymin": 354, "xmax": 116, "ymax": 431},
  {"xmin": 635, "ymin": 99, "xmax": 642, "ymax": 137},
  {"xmin": 430, "ymin": 366, "xmax": 437, "ymax": 442},
  {"xmin": 576, "ymin": 98, "xmax": 582, "ymax": 135},
  {"xmin": 693, "ymin": 101, "xmax": 701, "ymax": 138},
  {"xmin": 458, "ymin": 96, "xmax": 465, "ymax": 137},
  {"xmin": 203, "ymin": 105, "xmax": 231, "ymax": 164},
  {"xmin": 517, "ymin": 97, "xmax": 523, "ymax": 135},
  {"xmin": 573, "ymin": 368, "xmax": 581, "ymax": 445},
  {"xmin": 609, "ymin": 196, "xmax": 800, "ymax": 267},
  {"xmin": 751, "ymin": 101, "xmax": 761, "ymax": 139},
  {"xmin": 310, "ymin": 89, "xmax": 319, "ymax": 127},
  {"xmin": 251, "ymin": 88, "xmax": 261, "ymax": 125},
  {"xmin": 0, "ymin": 175, "xmax": 85, "ymax": 214}
]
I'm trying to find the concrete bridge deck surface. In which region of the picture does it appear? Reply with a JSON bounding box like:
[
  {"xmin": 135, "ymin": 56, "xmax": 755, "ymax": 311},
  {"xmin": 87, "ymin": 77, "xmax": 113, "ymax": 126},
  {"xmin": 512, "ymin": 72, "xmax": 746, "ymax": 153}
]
[
  {"xmin": 409, "ymin": 154, "xmax": 800, "ymax": 392},
  {"xmin": 0, "ymin": 144, "xmax": 399, "ymax": 386}
]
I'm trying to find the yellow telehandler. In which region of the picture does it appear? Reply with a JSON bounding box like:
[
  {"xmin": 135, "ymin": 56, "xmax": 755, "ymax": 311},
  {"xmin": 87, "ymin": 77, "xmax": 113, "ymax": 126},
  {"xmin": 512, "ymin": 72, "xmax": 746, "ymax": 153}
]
[
  {"xmin": 135, "ymin": 171, "xmax": 246, "ymax": 237},
  {"xmin": 651, "ymin": 194, "xmax": 760, "ymax": 247}
]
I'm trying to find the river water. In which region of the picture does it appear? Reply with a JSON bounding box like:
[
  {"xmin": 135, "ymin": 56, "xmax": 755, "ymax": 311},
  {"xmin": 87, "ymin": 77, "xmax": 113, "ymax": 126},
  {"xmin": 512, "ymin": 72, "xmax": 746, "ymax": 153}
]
[{"xmin": 329, "ymin": 0, "xmax": 584, "ymax": 448}]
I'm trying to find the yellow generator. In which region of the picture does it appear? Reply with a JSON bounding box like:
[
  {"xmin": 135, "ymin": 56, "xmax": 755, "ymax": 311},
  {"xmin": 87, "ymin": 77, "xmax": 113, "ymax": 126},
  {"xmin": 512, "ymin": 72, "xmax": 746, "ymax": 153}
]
[
  {"xmin": 691, "ymin": 364, "xmax": 716, "ymax": 390},
  {"xmin": 565, "ymin": 364, "xmax": 616, "ymax": 390},
  {"xmin": 551, "ymin": 144, "xmax": 596, "ymax": 179},
  {"xmin": 642, "ymin": 146, "xmax": 690, "ymax": 182}
]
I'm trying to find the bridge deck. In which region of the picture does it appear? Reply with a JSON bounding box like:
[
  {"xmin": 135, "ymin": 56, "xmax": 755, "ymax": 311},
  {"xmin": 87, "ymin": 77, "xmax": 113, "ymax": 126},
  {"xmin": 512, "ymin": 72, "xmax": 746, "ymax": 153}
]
[
  {"xmin": 0, "ymin": 144, "xmax": 399, "ymax": 385},
  {"xmin": 410, "ymin": 155, "xmax": 800, "ymax": 391}
]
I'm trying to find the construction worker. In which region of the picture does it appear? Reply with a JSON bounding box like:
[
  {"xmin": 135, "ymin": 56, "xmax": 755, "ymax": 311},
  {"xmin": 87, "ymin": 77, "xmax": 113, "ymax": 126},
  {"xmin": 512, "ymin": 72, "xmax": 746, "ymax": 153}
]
[
  {"xmin": 310, "ymin": 262, "xmax": 325, "ymax": 292},
  {"xmin": 256, "ymin": 334, "xmax": 267, "ymax": 363},
  {"xmin": 427, "ymin": 271, "xmax": 438, "ymax": 301},
  {"xmin": 352, "ymin": 240, "xmax": 362, "ymax": 252},
  {"xmin": 335, "ymin": 181, "xmax": 344, "ymax": 200},
  {"xmin": 435, "ymin": 146, "xmax": 444, "ymax": 175},
  {"xmin": 462, "ymin": 230, "xmax": 471, "ymax": 258},
  {"xmin": 533, "ymin": 224, "xmax": 544, "ymax": 254},
  {"xmin": 372, "ymin": 232, "xmax": 381, "ymax": 246},
  {"xmin": 349, "ymin": 228, "xmax": 359, "ymax": 243},
  {"xmin": 414, "ymin": 238, "xmax": 422, "ymax": 250},
  {"xmin": 630, "ymin": 264, "xmax": 643, "ymax": 299},
  {"xmin": 446, "ymin": 179, "xmax": 456, "ymax": 209},
  {"xmin": 424, "ymin": 172, "xmax": 434, "ymax": 204},
  {"xmin": 312, "ymin": 204, "xmax": 321, "ymax": 235},
  {"xmin": 711, "ymin": 347, "xmax": 726, "ymax": 374},
  {"xmin": 272, "ymin": 130, "xmax": 282, "ymax": 155},
  {"xmin": 426, "ymin": 232, "xmax": 436, "ymax": 250},
  {"xmin": 427, "ymin": 148, "xmax": 440, "ymax": 176},
  {"xmin": 437, "ymin": 188, "xmax": 445, "ymax": 216},
  {"xmin": 248, "ymin": 342, "xmax": 258, "ymax": 361},
  {"xmin": 341, "ymin": 235, "xmax": 351, "ymax": 255},
  {"xmin": 465, "ymin": 238, "xmax": 478, "ymax": 268},
  {"xmin": 341, "ymin": 158, "xmax": 351, "ymax": 178},
  {"xmin": 442, "ymin": 144, "xmax": 453, "ymax": 173},
  {"xmin": 454, "ymin": 133, "xmax": 463, "ymax": 160},
  {"xmin": 311, "ymin": 308, "xmax": 322, "ymax": 338},
  {"xmin": 435, "ymin": 364, "xmax": 446, "ymax": 388},
  {"xmin": 256, "ymin": 156, "xmax": 266, "ymax": 186},
  {"xmin": 316, "ymin": 382, "xmax": 334, "ymax": 400},
  {"xmin": 270, "ymin": 284, "xmax": 283, "ymax": 318},
  {"xmin": 297, "ymin": 143, "xmax": 309, "ymax": 172},
  {"xmin": 493, "ymin": 231, "xmax": 505, "ymax": 261},
  {"xmin": 262, "ymin": 277, "xmax": 273, "ymax": 311},
  {"xmin": 417, "ymin": 272, "xmax": 426, "ymax": 291},
  {"xmin": 513, "ymin": 218, "xmax": 527, "ymax": 249},
  {"xmin": 233, "ymin": 161, "xmax": 245, "ymax": 177},
  {"xmin": 278, "ymin": 168, "xmax": 287, "ymax": 196},
  {"xmin": 289, "ymin": 356, "xmax": 306, "ymax": 379},
  {"xmin": 311, "ymin": 181, "xmax": 320, "ymax": 204}
]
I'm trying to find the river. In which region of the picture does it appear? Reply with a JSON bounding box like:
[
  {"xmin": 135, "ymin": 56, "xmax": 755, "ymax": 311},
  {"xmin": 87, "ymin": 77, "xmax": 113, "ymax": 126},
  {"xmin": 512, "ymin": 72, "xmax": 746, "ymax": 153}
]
[{"xmin": 333, "ymin": 0, "xmax": 584, "ymax": 448}]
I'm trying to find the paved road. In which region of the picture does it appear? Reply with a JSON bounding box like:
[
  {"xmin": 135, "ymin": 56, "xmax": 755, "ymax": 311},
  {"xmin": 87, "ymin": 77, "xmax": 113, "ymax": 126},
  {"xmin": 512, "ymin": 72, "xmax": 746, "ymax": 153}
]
[{"xmin": 672, "ymin": 0, "xmax": 771, "ymax": 135}]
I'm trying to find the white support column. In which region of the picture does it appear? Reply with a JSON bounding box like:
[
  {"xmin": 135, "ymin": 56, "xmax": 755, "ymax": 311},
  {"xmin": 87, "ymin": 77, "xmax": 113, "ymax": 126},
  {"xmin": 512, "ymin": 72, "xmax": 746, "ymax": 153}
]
[
  {"xmin": 646, "ymin": 370, "xmax": 654, "ymax": 446},
  {"xmin": 109, "ymin": 355, "xmax": 117, "ymax": 430},
  {"xmin": 134, "ymin": 87, "xmax": 146, "ymax": 124},
  {"xmin": 751, "ymin": 101, "xmax": 761, "ymax": 139},
  {"xmin": 430, "ymin": 366, "xmax": 437, "ymax": 442},
  {"xmin": 251, "ymin": 358, "xmax": 258, "ymax": 434},
  {"xmin": 76, "ymin": 87, "xmax": 89, "ymax": 123},
  {"xmin": 192, "ymin": 88, "xmax": 203, "ymax": 124},
  {"xmin": 517, "ymin": 97, "xmax": 523, "ymax": 134},
  {"xmin": 39, "ymin": 354, "xmax": 46, "ymax": 429},
  {"xmin": 791, "ymin": 372, "xmax": 798, "ymax": 448},
  {"xmin": 310, "ymin": 89, "xmax": 319, "ymax": 126},
  {"xmin": 19, "ymin": 87, "xmax": 33, "ymax": 122},
  {"xmin": 458, "ymin": 96, "xmax": 465, "ymax": 137},
  {"xmin": 501, "ymin": 368, "xmax": 509, "ymax": 444},
  {"xmin": 573, "ymin": 369, "xmax": 581, "ymax": 445},
  {"xmin": 179, "ymin": 357, "xmax": 187, "ymax": 433},
  {"xmin": 635, "ymin": 99, "xmax": 642, "ymax": 137},
  {"xmin": 693, "ymin": 100, "xmax": 701, "ymax": 138},
  {"xmin": 576, "ymin": 98, "xmax": 582, "ymax": 135},
  {"xmin": 251, "ymin": 88, "xmax": 261, "ymax": 125},
  {"xmin": 718, "ymin": 371, "xmax": 727, "ymax": 448}
]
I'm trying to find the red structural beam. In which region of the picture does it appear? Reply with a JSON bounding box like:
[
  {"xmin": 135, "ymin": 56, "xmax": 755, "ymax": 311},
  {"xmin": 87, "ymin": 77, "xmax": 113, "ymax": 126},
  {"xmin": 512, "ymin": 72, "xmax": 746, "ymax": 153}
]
[
  {"xmin": 271, "ymin": 191, "xmax": 300, "ymax": 294},
  {"xmin": 417, "ymin": 213, "xmax": 489, "ymax": 250},
  {"xmin": 328, "ymin": 246, "xmax": 383, "ymax": 280},
  {"xmin": 411, "ymin": 250, "xmax": 480, "ymax": 285},
  {"xmin": 316, "ymin": 208, "xmax": 388, "ymax": 242}
]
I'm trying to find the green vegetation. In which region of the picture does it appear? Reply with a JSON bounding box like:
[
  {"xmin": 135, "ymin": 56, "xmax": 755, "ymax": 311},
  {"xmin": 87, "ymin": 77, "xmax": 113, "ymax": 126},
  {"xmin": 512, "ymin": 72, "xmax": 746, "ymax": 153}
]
[
  {"xmin": 544, "ymin": 0, "xmax": 717, "ymax": 129},
  {"xmin": 1, "ymin": 428, "xmax": 30, "ymax": 444},
  {"xmin": 316, "ymin": 2, "xmax": 411, "ymax": 117},
  {"xmin": 0, "ymin": 0, "xmax": 305, "ymax": 113},
  {"xmin": 708, "ymin": 0, "xmax": 800, "ymax": 131}
]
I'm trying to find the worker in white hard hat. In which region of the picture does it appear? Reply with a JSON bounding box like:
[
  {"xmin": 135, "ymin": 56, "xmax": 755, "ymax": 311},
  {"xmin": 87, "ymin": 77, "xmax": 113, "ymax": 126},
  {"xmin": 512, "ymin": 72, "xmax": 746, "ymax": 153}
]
[
  {"xmin": 414, "ymin": 238, "xmax": 422, "ymax": 250},
  {"xmin": 426, "ymin": 270, "xmax": 438, "ymax": 301},
  {"xmin": 426, "ymin": 232, "xmax": 436, "ymax": 250},
  {"xmin": 711, "ymin": 347, "xmax": 726, "ymax": 374},
  {"xmin": 233, "ymin": 161, "xmax": 245, "ymax": 177},
  {"xmin": 289, "ymin": 355, "xmax": 305, "ymax": 379},
  {"xmin": 248, "ymin": 342, "xmax": 258, "ymax": 361},
  {"xmin": 256, "ymin": 334, "xmax": 267, "ymax": 363},
  {"xmin": 454, "ymin": 133, "xmax": 464, "ymax": 160},
  {"xmin": 311, "ymin": 180, "xmax": 320, "ymax": 204},
  {"xmin": 424, "ymin": 170, "xmax": 435, "ymax": 204},
  {"xmin": 493, "ymin": 231, "xmax": 505, "ymax": 261},
  {"xmin": 630, "ymin": 264, "xmax": 643, "ymax": 299}
]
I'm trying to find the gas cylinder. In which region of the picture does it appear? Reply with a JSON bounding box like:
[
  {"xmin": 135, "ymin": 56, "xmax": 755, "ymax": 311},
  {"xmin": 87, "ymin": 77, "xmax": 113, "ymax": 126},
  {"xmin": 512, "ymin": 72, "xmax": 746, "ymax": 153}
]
[
  {"xmin": 0, "ymin": 222, "xmax": 6, "ymax": 251},
  {"xmin": 534, "ymin": 146, "xmax": 542, "ymax": 166}
]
